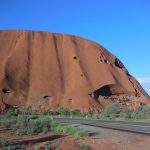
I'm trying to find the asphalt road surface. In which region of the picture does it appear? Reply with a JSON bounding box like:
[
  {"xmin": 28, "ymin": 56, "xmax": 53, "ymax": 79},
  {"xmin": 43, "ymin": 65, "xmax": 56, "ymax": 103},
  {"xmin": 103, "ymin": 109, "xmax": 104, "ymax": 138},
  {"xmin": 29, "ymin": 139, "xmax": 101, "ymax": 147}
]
[{"xmin": 54, "ymin": 118, "xmax": 150, "ymax": 135}]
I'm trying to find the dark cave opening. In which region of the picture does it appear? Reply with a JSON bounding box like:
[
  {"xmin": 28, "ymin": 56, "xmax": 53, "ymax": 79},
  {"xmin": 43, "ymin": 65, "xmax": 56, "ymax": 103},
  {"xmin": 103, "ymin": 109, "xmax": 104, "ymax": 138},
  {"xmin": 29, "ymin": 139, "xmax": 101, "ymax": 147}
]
[
  {"xmin": 89, "ymin": 85, "xmax": 111, "ymax": 100},
  {"xmin": 2, "ymin": 88, "xmax": 11, "ymax": 94}
]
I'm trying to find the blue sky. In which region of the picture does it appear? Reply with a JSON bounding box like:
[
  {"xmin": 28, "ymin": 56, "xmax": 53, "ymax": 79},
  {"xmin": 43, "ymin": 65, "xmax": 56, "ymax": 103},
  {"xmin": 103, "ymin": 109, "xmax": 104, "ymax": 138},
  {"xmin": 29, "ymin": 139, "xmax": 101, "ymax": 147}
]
[{"xmin": 0, "ymin": 0, "xmax": 150, "ymax": 94}]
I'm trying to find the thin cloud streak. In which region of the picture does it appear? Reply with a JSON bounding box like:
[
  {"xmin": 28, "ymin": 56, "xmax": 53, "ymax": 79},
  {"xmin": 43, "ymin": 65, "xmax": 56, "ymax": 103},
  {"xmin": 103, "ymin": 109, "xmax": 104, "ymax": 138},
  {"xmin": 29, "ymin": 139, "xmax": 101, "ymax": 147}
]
[
  {"xmin": 136, "ymin": 77, "xmax": 150, "ymax": 95},
  {"xmin": 136, "ymin": 77, "xmax": 150, "ymax": 83}
]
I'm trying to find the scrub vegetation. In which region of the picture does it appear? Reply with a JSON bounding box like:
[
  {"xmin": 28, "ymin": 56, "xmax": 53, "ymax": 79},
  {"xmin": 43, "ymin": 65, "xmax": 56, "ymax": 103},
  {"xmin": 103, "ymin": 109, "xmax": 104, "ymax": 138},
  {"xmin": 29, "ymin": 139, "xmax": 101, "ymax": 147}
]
[
  {"xmin": 41, "ymin": 104, "xmax": 150, "ymax": 121},
  {"xmin": 0, "ymin": 109, "xmax": 88, "ymax": 138}
]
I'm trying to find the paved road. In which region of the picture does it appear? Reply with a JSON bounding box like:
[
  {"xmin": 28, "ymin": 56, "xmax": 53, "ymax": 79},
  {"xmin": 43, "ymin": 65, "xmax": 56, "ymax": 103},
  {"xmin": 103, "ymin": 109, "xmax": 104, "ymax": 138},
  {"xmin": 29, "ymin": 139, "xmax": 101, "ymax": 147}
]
[{"xmin": 54, "ymin": 118, "xmax": 150, "ymax": 135}]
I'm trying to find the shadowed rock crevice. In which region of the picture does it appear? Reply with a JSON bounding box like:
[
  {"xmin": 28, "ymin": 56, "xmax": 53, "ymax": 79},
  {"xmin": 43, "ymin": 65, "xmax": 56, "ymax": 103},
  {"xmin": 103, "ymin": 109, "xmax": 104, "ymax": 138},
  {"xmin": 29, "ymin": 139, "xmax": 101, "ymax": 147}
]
[
  {"xmin": 89, "ymin": 85, "xmax": 111, "ymax": 100},
  {"xmin": 73, "ymin": 56, "xmax": 77, "ymax": 59},
  {"xmin": 114, "ymin": 58, "xmax": 125, "ymax": 69},
  {"xmin": 2, "ymin": 88, "xmax": 11, "ymax": 94}
]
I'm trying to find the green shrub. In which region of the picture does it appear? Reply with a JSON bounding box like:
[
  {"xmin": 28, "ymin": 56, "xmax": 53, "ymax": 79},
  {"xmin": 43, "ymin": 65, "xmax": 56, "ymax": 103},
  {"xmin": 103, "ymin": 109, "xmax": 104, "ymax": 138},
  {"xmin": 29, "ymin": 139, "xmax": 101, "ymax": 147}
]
[
  {"xmin": 71, "ymin": 109, "xmax": 81, "ymax": 116},
  {"xmin": 45, "ymin": 145, "xmax": 54, "ymax": 150},
  {"xmin": 0, "ymin": 118, "xmax": 14, "ymax": 128},
  {"xmin": 52, "ymin": 125, "xmax": 64, "ymax": 133},
  {"xmin": 5, "ymin": 109, "xmax": 17, "ymax": 117},
  {"xmin": 43, "ymin": 109, "xmax": 53, "ymax": 115},
  {"xmin": 57, "ymin": 108, "xmax": 71, "ymax": 116},
  {"xmin": 119, "ymin": 108, "xmax": 133, "ymax": 119},
  {"xmin": 118, "ymin": 98, "xmax": 130, "ymax": 103},
  {"xmin": 20, "ymin": 107, "xmax": 33, "ymax": 115},
  {"xmin": 0, "ymin": 140, "xmax": 23, "ymax": 150},
  {"xmin": 80, "ymin": 144, "xmax": 92, "ymax": 150},
  {"xmin": 131, "ymin": 105, "xmax": 150, "ymax": 119},
  {"xmin": 52, "ymin": 125, "xmax": 88, "ymax": 138},
  {"xmin": 80, "ymin": 112, "xmax": 88, "ymax": 118},
  {"xmin": 16, "ymin": 116, "xmax": 52, "ymax": 135},
  {"xmin": 102, "ymin": 105, "xmax": 121, "ymax": 118},
  {"xmin": 0, "ymin": 113, "xmax": 17, "ymax": 128},
  {"xmin": 15, "ymin": 115, "xmax": 30, "ymax": 128},
  {"xmin": 100, "ymin": 105, "xmax": 150, "ymax": 121},
  {"xmin": 0, "ymin": 140, "xmax": 10, "ymax": 147},
  {"xmin": 34, "ymin": 145, "xmax": 41, "ymax": 150},
  {"xmin": 14, "ymin": 114, "xmax": 88, "ymax": 138},
  {"xmin": 6, "ymin": 145, "xmax": 16, "ymax": 150},
  {"xmin": 56, "ymin": 147, "xmax": 62, "ymax": 150}
]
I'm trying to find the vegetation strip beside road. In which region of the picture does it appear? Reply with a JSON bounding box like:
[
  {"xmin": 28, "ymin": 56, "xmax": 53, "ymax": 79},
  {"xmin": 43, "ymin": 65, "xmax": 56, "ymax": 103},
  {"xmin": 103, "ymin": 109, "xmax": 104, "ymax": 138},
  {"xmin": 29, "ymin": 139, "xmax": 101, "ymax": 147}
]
[
  {"xmin": 0, "ymin": 110, "xmax": 89, "ymax": 150},
  {"xmin": 1, "ymin": 104, "xmax": 150, "ymax": 149},
  {"xmin": 54, "ymin": 118, "xmax": 150, "ymax": 135}
]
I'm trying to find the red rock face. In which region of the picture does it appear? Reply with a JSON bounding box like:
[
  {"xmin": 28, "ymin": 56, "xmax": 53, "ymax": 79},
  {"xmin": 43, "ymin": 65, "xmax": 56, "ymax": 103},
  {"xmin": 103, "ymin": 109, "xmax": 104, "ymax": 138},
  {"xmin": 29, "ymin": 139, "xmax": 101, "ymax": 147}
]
[{"xmin": 0, "ymin": 30, "xmax": 149, "ymax": 112}]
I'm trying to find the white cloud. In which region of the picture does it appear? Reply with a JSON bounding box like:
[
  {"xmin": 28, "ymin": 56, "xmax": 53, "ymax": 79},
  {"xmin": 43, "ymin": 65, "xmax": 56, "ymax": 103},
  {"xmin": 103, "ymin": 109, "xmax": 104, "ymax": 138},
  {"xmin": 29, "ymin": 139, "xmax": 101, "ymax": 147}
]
[
  {"xmin": 136, "ymin": 77, "xmax": 150, "ymax": 95},
  {"xmin": 136, "ymin": 77, "xmax": 150, "ymax": 83}
]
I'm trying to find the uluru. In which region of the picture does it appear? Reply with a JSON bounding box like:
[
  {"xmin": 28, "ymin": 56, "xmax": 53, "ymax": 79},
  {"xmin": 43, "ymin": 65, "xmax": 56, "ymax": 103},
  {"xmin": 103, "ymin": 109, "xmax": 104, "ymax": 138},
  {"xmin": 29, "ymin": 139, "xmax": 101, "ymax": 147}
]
[{"xmin": 0, "ymin": 30, "xmax": 149, "ymax": 112}]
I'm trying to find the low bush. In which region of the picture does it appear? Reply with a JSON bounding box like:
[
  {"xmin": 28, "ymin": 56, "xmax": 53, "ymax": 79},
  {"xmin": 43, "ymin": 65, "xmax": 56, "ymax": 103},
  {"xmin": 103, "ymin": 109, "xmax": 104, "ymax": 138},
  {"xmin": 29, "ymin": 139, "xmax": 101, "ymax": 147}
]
[
  {"xmin": 43, "ymin": 109, "xmax": 54, "ymax": 115},
  {"xmin": 119, "ymin": 108, "xmax": 133, "ymax": 119},
  {"xmin": 0, "ymin": 117, "xmax": 17, "ymax": 128},
  {"xmin": 20, "ymin": 107, "xmax": 34, "ymax": 115},
  {"xmin": 0, "ymin": 140, "xmax": 10, "ymax": 147},
  {"xmin": 57, "ymin": 108, "xmax": 71, "ymax": 116},
  {"xmin": 0, "ymin": 140, "xmax": 24, "ymax": 150},
  {"xmin": 71, "ymin": 109, "xmax": 81, "ymax": 116},
  {"xmin": 44, "ymin": 146, "xmax": 54, "ymax": 150},
  {"xmin": 52, "ymin": 124, "xmax": 88, "ymax": 138},
  {"xmin": 80, "ymin": 144, "xmax": 92, "ymax": 150},
  {"xmin": 131, "ymin": 105, "xmax": 150, "ymax": 119},
  {"xmin": 118, "ymin": 98, "xmax": 131, "ymax": 103},
  {"xmin": 100, "ymin": 104, "xmax": 150, "ymax": 120},
  {"xmin": 0, "ymin": 110, "xmax": 17, "ymax": 128},
  {"xmin": 16, "ymin": 115, "xmax": 88, "ymax": 137},
  {"xmin": 102, "ymin": 105, "xmax": 122, "ymax": 118},
  {"xmin": 1, "ymin": 104, "xmax": 150, "ymax": 138},
  {"xmin": 0, "ymin": 110, "xmax": 88, "ymax": 138},
  {"xmin": 34, "ymin": 145, "xmax": 40, "ymax": 150},
  {"xmin": 16, "ymin": 116, "xmax": 52, "ymax": 135}
]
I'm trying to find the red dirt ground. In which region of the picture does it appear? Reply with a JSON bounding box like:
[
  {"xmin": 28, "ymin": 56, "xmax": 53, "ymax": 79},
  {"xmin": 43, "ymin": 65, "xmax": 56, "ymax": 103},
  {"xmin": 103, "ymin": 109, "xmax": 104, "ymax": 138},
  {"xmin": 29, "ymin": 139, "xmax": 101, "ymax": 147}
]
[
  {"xmin": 1, "ymin": 126, "xmax": 150, "ymax": 150},
  {"xmin": 0, "ymin": 127, "xmax": 123, "ymax": 150}
]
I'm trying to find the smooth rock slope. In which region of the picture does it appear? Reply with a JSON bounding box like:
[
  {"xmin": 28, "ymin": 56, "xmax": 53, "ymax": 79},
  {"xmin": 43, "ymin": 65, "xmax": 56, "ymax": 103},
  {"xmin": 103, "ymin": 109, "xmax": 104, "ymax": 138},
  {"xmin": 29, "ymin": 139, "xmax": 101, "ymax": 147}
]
[{"xmin": 0, "ymin": 30, "xmax": 148, "ymax": 112}]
